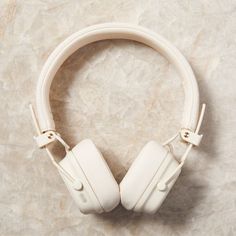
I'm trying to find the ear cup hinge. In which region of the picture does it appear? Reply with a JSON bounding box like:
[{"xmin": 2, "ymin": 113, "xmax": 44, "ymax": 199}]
[
  {"xmin": 180, "ymin": 103, "xmax": 206, "ymax": 146},
  {"xmin": 33, "ymin": 131, "xmax": 70, "ymax": 150},
  {"xmin": 180, "ymin": 128, "xmax": 203, "ymax": 146},
  {"xmin": 34, "ymin": 131, "xmax": 57, "ymax": 148},
  {"xmin": 29, "ymin": 103, "xmax": 70, "ymax": 149}
]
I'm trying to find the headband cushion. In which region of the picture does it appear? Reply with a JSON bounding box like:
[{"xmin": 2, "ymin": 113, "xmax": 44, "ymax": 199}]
[
  {"xmin": 59, "ymin": 139, "xmax": 120, "ymax": 213},
  {"xmin": 120, "ymin": 141, "xmax": 180, "ymax": 213},
  {"xmin": 36, "ymin": 23, "xmax": 200, "ymax": 133}
]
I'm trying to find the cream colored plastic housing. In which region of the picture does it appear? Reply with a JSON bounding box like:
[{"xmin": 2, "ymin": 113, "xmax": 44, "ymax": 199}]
[
  {"xmin": 120, "ymin": 141, "xmax": 180, "ymax": 214},
  {"xmin": 31, "ymin": 23, "xmax": 205, "ymax": 215},
  {"xmin": 59, "ymin": 139, "xmax": 120, "ymax": 214}
]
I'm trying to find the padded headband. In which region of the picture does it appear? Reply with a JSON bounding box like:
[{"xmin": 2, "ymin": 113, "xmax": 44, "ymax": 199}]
[{"xmin": 36, "ymin": 23, "xmax": 199, "ymax": 132}]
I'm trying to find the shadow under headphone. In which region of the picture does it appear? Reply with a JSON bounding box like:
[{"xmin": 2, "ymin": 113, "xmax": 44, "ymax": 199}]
[{"xmin": 30, "ymin": 23, "xmax": 206, "ymax": 214}]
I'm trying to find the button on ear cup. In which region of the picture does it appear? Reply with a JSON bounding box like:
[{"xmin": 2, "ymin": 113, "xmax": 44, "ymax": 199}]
[
  {"xmin": 72, "ymin": 179, "xmax": 83, "ymax": 191},
  {"xmin": 120, "ymin": 141, "xmax": 180, "ymax": 214},
  {"xmin": 59, "ymin": 139, "xmax": 120, "ymax": 214},
  {"xmin": 59, "ymin": 154, "xmax": 101, "ymax": 214}
]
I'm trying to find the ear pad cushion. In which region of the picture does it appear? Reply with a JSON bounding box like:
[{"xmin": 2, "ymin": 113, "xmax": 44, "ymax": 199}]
[
  {"xmin": 120, "ymin": 141, "xmax": 181, "ymax": 214},
  {"xmin": 59, "ymin": 139, "xmax": 120, "ymax": 214}
]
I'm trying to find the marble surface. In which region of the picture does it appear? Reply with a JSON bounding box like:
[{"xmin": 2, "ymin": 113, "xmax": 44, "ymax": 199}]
[{"xmin": 0, "ymin": 0, "xmax": 236, "ymax": 235}]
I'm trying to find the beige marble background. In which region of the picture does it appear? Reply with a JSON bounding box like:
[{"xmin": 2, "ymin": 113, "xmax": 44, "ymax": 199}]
[{"xmin": 0, "ymin": 0, "xmax": 236, "ymax": 235}]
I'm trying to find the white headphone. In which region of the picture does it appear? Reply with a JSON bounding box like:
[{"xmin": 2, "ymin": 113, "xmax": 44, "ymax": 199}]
[{"xmin": 30, "ymin": 23, "xmax": 206, "ymax": 214}]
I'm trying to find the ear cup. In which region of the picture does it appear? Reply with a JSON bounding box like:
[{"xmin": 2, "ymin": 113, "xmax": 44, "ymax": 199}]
[
  {"xmin": 59, "ymin": 139, "xmax": 120, "ymax": 214},
  {"xmin": 120, "ymin": 141, "xmax": 180, "ymax": 214}
]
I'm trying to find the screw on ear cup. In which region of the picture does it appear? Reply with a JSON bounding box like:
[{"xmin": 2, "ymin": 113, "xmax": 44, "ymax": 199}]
[
  {"xmin": 120, "ymin": 141, "xmax": 180, "ymax": 214},
  {"xmin": 59, "ymin": 139, "xmax": 120, "ymax": 214}
]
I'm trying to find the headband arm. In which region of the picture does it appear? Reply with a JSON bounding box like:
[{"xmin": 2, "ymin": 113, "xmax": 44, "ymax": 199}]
[
  {"xmin": 30, "ymin": 103, "xmax": 77, "ymax": 185},
  {"xmin": 158, "ymin": 103, "xmax": 206, "ymax": 191}
]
